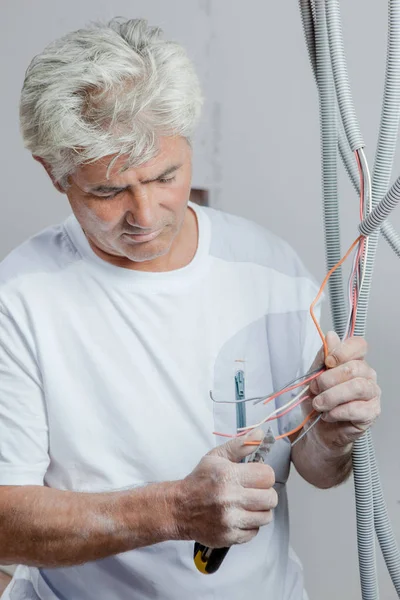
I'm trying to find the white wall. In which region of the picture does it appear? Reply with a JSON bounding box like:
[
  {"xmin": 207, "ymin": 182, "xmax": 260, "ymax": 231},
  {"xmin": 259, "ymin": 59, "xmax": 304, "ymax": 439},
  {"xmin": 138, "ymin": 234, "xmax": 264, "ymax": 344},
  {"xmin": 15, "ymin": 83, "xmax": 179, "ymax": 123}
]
[{"xmin": 1, "ymin": 1, "xmax": 399, "ymax": 598}]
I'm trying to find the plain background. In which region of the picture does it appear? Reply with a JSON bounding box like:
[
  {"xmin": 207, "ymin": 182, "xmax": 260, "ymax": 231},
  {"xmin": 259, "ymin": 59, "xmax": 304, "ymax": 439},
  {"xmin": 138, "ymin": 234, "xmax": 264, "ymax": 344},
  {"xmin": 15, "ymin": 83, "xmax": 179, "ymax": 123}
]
[{"xmin": 1, "ymin": 1, "xmax": 400, "ymax": 598}]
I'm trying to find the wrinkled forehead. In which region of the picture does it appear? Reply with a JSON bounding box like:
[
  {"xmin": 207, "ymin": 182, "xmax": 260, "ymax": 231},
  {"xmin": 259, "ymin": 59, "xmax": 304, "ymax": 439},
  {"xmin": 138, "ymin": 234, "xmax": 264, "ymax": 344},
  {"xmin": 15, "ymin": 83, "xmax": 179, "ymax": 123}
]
[{"xmin": 72, "ymin": 136, "xmax": 191, "ymax": 189}]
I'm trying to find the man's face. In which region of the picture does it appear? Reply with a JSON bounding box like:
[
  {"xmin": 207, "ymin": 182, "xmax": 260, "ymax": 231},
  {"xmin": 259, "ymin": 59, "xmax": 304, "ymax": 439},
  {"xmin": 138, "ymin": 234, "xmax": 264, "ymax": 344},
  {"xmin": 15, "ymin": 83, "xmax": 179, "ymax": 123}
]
[{"xmin": 66, "ymin": 136, "xmax": 193, "ymax": 269}]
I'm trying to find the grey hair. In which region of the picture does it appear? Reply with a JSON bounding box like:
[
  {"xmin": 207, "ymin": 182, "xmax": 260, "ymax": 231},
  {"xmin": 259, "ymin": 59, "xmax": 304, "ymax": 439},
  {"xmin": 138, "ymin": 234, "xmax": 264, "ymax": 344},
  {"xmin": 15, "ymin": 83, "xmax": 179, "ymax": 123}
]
[{"xmin": 19, "ymin": 17, "xmax": 203, "ymax": 188}]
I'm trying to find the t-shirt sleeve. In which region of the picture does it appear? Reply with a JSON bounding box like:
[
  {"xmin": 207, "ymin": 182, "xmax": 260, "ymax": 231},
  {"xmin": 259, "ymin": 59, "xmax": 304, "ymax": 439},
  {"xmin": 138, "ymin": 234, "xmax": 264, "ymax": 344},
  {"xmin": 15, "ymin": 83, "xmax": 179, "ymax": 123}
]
[{"xmin": 0, "ymin": 305, "xmax": 49, "ymax": 485}]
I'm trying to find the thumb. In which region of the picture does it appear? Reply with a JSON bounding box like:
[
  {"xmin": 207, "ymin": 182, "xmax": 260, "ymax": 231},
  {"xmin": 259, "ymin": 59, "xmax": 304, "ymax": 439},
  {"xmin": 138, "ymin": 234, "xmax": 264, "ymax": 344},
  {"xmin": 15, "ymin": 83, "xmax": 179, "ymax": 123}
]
[
  {"xmin": 309, "ymin": 330, "xmax": 342, "ymax": 373},
  {"xmin": 324, "ymin": 330, "xmax": 341, "ymax": 368},
  {"xmin": 209, "ymin": 428, "xmax": 265, "ymax": 463}
]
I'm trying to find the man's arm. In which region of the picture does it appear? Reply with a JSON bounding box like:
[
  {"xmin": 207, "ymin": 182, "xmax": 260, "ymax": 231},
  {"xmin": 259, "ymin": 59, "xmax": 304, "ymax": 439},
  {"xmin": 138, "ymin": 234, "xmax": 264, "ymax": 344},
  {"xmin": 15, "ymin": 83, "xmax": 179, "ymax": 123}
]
[
  {"xmin": 0, "ymin": 483, "xmax": 179, "ymax": 567},
  {"xmin": 290, "ymin": 332, "xmax": 381, "ymax": 489},
  {"xmin": 0, "ymin": 430, "xmax": 278, "ymax": 568}
]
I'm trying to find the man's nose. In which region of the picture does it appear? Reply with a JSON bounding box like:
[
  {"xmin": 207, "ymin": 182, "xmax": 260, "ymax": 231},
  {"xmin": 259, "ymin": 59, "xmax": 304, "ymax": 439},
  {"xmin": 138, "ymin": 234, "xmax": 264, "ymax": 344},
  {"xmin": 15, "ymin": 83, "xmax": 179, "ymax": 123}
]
[{"xmin": 125, "ymin": 187, "xmax": 156, "ymax": 229}]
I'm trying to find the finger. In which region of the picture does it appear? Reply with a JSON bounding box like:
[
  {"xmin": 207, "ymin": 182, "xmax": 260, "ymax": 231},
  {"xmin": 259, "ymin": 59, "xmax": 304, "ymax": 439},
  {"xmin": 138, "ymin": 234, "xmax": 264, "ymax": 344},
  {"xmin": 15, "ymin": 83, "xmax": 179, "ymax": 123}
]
[
  {"xmin": 241, "ymin": 488, "xmax": 278, "ymax": 511},
  {"xmin": 324, "ymin": 333, "xmax": 368, "ymax": 369},
  {"xmin": 209, "ymin": 427, "xmax": 264, "ymax": 463},
  {"xmin": 238, "ymin": 509, "xmax": 274, "ymax": 530},
  {"xmin": 310, "ymin": 360, "xmax": 377, "ymax": 395},
  {"xmin": 238, "ymin": 462, "xmax": 275, "ymax": 490},
  {"xmin": 236, "ymin": 529, "xmax": 259, "ymax": 545},
  {"xmin": 321, "ymin": 397, "xmax": 381, "ymax": 424},
  {"xmin": 312, "ymin": 378, "xmax": 380, "ymax": 412}
]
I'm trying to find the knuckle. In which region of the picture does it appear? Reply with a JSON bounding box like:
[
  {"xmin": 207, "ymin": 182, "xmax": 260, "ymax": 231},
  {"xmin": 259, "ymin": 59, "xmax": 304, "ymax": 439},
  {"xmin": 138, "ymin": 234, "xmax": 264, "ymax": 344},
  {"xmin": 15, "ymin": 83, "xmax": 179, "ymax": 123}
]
[
  {"xmin": 262, "ymin": 464, "xmax": 275, "ymax": 486},
  {"xmin": 329, "ymin": 349, "xmax": 341, "ymax": 366},
  {"xmin": 269, "ymin": 489, "xmax": 278, "ymax": 509},
  {"xmin": 315, "ymin": 391, "xmax": 328, "ymax": 409},
  {"xmin": 221, "ymin": 506, "xmax": 235, "ymax": 529},
  {"xmin": 348, "ymin": 404, "xmax": 360, "ymax": 421},
  {"xmin": 313, "ymin": 374, "xmax": 325, "ymax": 392},
  {"xmin": 374, "ymin": 399, "xmax": 382, "ymax": 418},
  {"xmin": 364, "ymin": 379, "xmax": 379, "ymax": 399},
  {"xmin": 219, "ymin": 483, "xmax": 237, "ymax": 506},
  {"xmin": 345, "ymin": 361, "xmax": 359, "ymax": 379},
  {"xmin": 264, "ymin": 510, "xmax": 274, "ymax": 525},
  {"xmin": 352, "ymin": 378, "xmax": 366, "ymax": 398},
  {"xmin": 343, "ymin": 364, "xmax": 352, "ymax": 379}
]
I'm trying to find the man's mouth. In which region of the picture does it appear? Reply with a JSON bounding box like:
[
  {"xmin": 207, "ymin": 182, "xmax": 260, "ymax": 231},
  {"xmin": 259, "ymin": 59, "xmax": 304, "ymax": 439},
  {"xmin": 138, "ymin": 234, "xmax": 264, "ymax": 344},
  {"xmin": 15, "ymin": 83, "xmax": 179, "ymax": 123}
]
[{"xmin": 122, "ymin": 228, "xmax": 163, "ymax": 243}]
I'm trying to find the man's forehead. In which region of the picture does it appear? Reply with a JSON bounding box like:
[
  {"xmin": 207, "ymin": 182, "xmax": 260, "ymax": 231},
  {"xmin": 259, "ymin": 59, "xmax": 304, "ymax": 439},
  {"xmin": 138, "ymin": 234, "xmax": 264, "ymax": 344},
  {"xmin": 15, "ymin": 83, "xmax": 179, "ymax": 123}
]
[
  {"xmin": 75, "ymin": 153, "xmax": 164, "ymax": 185},
  {"xmin": 73, "ymin": 137, "xmax": 190, "ymax": 187}
]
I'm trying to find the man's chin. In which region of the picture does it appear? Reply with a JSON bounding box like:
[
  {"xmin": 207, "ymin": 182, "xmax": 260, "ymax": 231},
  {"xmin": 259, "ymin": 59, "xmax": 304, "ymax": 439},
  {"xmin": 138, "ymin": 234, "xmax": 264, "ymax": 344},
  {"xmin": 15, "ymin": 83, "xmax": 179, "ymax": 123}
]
[{"xmin": 121, "ymin": 240, "xmax": 172, "ymax": 264}]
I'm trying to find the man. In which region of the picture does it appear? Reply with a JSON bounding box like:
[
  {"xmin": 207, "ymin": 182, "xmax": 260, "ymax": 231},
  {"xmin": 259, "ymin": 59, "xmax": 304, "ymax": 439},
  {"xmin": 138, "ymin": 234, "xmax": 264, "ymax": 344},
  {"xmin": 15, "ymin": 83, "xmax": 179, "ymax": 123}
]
[{"xmin": 0, "ymin": 17, "xmax": 380, "ymax": 600}]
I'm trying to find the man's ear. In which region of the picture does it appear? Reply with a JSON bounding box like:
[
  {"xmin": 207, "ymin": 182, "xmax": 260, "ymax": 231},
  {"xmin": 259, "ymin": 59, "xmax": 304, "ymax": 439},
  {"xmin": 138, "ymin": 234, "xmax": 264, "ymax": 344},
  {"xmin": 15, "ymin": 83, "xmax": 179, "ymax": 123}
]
[{"xmin": 33, "ymin": 156, "xmax": 65, "ymax": 193}]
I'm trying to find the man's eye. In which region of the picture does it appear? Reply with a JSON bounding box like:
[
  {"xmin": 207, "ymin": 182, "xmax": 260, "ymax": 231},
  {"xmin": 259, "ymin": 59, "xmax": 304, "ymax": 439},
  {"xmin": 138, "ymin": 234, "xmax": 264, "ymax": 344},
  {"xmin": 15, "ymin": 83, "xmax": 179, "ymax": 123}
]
[
  {"xmin": 93, "ymin": 192, "xmax": 120, "ymax": 200},
  {"xmin": 158, "ymin": 176, "xmax": 176, "ymax": 184}
]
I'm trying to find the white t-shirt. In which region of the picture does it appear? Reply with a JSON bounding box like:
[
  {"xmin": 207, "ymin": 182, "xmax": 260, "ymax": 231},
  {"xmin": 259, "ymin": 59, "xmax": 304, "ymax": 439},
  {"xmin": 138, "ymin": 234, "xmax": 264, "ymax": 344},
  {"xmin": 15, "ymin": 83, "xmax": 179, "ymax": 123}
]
[{"xmin": 0, "ymin": 201, "xmax": 321, "ymax": 600}]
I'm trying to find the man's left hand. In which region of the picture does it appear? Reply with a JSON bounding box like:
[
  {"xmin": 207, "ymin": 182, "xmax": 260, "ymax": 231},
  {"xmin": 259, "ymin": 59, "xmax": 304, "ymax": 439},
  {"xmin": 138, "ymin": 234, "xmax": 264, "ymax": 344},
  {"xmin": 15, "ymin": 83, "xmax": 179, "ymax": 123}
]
[{"xmin": 306, "ymin": 331, "xmax": 381, "ymax": 450}]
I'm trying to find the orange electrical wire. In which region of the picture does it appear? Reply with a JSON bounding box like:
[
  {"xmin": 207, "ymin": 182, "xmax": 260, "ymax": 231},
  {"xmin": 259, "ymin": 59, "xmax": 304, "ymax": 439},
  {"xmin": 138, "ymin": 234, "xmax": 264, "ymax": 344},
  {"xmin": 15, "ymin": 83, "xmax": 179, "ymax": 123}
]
[
  {"xmin": 243, "ymin": 440, "xmax": 264, "ymax": 446},
  {"xmin": 275, "ymin": 409, "xmax": 317, "ymax": 441},
  {"xmin": 262, "ymin": 369, "xmax": 324, "ymax": 405},
  {"xmin": 310, "ymin": 235, "xmax": 364, "ymax": 359},
  {"xmin": 217, "ymin": 152, "xmax": 366, "ymax": 443},
  {"xmin": 242, "ymin": 410, "xmax": 317, "ymax": 445}
]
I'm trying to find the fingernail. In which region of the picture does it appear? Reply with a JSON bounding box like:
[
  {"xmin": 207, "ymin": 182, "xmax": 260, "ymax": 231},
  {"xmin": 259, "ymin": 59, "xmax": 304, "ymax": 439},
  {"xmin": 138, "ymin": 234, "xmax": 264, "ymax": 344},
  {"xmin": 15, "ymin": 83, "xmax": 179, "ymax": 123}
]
[
  {"xmin": 245, "ymin": 427, "xmax": 263, "ymax": 440},
  {"xmin": 313, "ymin": 397, "xmax": 323, "ymax": 411},
  {"xmin": 325, "ymin": 355, "xmax": 336, "ymax": 368}
]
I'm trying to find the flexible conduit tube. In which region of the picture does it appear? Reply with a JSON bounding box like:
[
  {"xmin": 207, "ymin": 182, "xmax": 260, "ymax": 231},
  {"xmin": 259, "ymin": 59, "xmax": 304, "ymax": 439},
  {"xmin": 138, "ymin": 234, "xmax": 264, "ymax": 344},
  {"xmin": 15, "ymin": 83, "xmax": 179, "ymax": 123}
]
[
  {"xmin": 381, "ymin": 221, "xmax": 400, "ymax": 258},
  {"xmin": 299, "ymin": 0, "xmax": 346, "ymax": 334},
  {"xmin": 368, "ymin": 430, "xmax": 400, "ymax": 596},
  {"xmin": 300, "ymin": 2, "xmax": 400, "ymax": 598},
  {"xmin": 360, "ymin": 176, "xmax": 400, "ymax": 235},
  {"xmin": 326, "ymin": 0, "xmax": 379, "ymax": 600},
  {"xmin": 354, "ymin": 5, "xmax": 400, "ymax": 590},
  {"xmin": 314, "ymin": 0, "xmax": 347, "ymax": 336},
  {"xmin": 355, "ymin": 0, "xmax": 400, "ymax": 339},
  {"xmin": 325, "ymin": 0, "xmax": 364, "ymax": 150},
  {"xmin": 324, "ymin": 1, "xmax": 400, "ymax": 597},
  {"xmin": 299, "ymin": 0, "xmax": 400, "ymax": 257},
  {"xmin": 337, "ymin": 116, "xmax": 400, "ymax": 257},
  {"xmin": 301, "ymin": 1, "xmax": 375, "ymax": 597},
  {"xmin": 321, "ymin": 4, "xmax": 378, "ymax": 598}
]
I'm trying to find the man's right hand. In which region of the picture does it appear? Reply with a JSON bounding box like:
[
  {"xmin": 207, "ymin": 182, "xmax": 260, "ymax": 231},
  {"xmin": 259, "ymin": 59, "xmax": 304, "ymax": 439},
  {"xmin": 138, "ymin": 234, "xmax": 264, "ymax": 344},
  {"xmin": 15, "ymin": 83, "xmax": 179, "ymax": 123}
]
[
  {"xmin": 173, "ymin": 428, "xmax": 278, "ymax": 548},
  {"xmin": 0, "ymin": 428, "xmax": 277, "ymax": 568}
]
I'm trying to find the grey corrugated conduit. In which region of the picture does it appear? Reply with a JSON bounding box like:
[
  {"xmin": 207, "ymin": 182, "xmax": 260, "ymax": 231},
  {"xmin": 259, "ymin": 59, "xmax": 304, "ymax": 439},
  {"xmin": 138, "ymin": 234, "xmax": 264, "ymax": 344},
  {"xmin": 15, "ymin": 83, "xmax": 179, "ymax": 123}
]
[
  {"xmin": 354, "ymin": 3, "xmax": 400, "ymax": 592},
  {"xmin": 300, "ymin": 1, "xmax": 400, "ymax": 598},
  {"xmin": 357, "ymin": 176, "xmax": 400, "ymax": 597},
  {"xmin": 325, "ymin": 0, "xmax": 400, "ymax": 597},
  {"xmin": 299, "ymin": 0, "xmax": 346, "ymax": 333},
  {"xmin": 338, "ymin": 125, "xmax": 400, "ymax": 256},
  {"xmin": 325, "ymin": 0, "xmax": 364, "ymax": 150},
  {"xmin": 314, "ymin": 0, "xmax": 347, "ymax": 336},
  {"xmin": 312, "ymin": 2, "xmax": 378, "ymax": 597},
  {"xmin": 380, "ymin": 221, "xmax": 400, "ymax": 258},
  {"xmin": 355, "ymin": 0, "xmax": 400, "ymax": 340},
  {"xmin": 323, "ymin": 2, "xmax": 378, "ymax": 597},
  {"xmin": 299, "ymin": 0, "xmax": 400, "ymax": 257},
  {"xmin": 368, "ymin": 430, "xmax": 400, "ymax": 595},
  {"xmin": 359, "ymin": 175, "xmax": 400, "ymax": 236}
]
